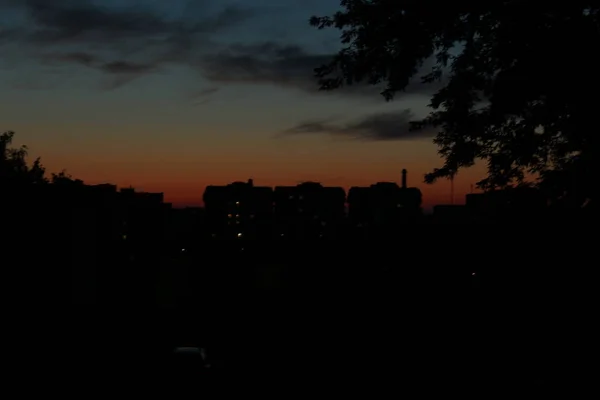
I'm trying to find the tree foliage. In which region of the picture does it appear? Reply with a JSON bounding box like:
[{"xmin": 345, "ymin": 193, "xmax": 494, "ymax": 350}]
[
  {"xmin": 1, "ymin": 131, "xmax": 48, "ymax": 184},
  {"xmin": 51, "ymin": 170, "xmax": 84, "ymax": 185},
  {"xmin": 1, "ymin": 131, "xmax": 80, "ymax": 186},
  {"xmin": 311, "ymin": 1, "xmax": 598, "ymax": 205}
]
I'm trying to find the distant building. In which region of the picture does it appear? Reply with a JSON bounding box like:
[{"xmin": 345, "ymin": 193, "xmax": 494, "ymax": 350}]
[
  {"xmin": 119, "ymin": 187, "xmax": 166, "ymax": 252},
  {"xmin": 273, "ymin": 182, "xmax": 346, "ymax": 239},
  {"xmin": 203, "ymin": 179, "xmax": 273, "ymax": 239},
  {"xmin": 348, "ymin": 169, "xmax": 422, "ymax": 236},
  {"xmin": 165, "ymin": 207, "xmax": 205, "ymax": 252},
  {"xmin": 99, "ymin": 187, "xmax": 166, "ymax": 308}
]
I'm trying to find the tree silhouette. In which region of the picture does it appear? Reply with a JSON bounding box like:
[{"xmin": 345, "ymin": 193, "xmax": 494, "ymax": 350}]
[
  {"xmin": 311, "ymin": 2, "xmax": 597, "ymax": 206},
  {"xmin": 1, "ymin": 131, "xmax": 48, "ymax": 185},
  {"xmin": 1, "ymin": 131, "xmax": 79, "ymax": 186},
  {"xmin": 51, "ymin": 170, "xmax": 84, "ymax": 185}
]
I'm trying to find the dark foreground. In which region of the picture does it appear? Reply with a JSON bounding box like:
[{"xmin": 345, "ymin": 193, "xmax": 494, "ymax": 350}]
[
  {"xmin": 7, "ymin": 234, "xmax": 594, "ymax": 398},
  {"xmin": 13, "ymin": 277, "xmax": 590, "ymax": 397}
]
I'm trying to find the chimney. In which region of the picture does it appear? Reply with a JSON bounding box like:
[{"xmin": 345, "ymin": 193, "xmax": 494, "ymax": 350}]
[
  {"xmin": 401, "ymin": 169, "xmax": 407, "ymax": 189},
  {"xmin": 248, "ymin": 178, "xmax": 253, "ymax": 187}
]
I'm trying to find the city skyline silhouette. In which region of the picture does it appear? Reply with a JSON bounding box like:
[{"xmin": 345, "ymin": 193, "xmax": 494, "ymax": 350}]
[{"xmin": 0, "ymin": 0, "xmax": 487, "ymax": 209}]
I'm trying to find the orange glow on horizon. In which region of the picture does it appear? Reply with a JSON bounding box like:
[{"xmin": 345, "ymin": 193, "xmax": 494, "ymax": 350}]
[{"xmin": 41, "ymin": 140, "xmax": 486, "ymax": 211}]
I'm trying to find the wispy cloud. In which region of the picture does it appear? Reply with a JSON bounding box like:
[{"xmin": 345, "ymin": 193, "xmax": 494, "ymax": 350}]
[
  {"xmin": 284, "ymin": 109, "xmax": 436, "ymax": 141},
  {"xmin": 40, "ymin": 51, "xmax": 159, "ymax": 88},
  {"xmin": 187, "ymin": 86, "xmax": 220, "ymax": 106},
  {"xmin": 195, "ymin": 41, "xmax": 444, "ymax": 100}
]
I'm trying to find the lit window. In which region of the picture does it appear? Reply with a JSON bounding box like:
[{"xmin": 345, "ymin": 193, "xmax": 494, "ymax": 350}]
[{"xmin": 237, "ymin": 233, "xmax": 243, "ymax": 237}]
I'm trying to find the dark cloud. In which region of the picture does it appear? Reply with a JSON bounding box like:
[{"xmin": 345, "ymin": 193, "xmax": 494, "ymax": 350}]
[
  {"xmin": 100, "ymin": 61, "xmax": 156, "ymax": 75},
  {"xmin": 195, "ymin": 41, "xmax": 444, "ymax": 100},
  {"xmin": 23, "ymin": 0, "xmax": 171, "ymax": 44},
  {"xmin": 284, "ymin": 109, "xmax": 436, "ymax": 141},
  {"xmin": 0, "ymin": 0, "xmax": 261, "ymax": 90},
  {"xmin": 188, "ymin": 86, "xmax": 220, "ymax": 106},
  {"xmin": 15, "ymin": 0, "xmax": 254, "ymax": 42},
  {"xmin": 1, "ymin": 0, "xmax": 256, "ymax": 82},
  {"xmin": 0, "ymin": 27, "xmax": 18, "ymax": 44},
  {"xmin": 197, "ymin": 5, "xmax": 257, "ymax": 33},
  {"xmin": 192, "ymin": 86, "xmax": 220, "ymax": 97},
  {"xmin": 1, "ymin": 1, "xmax": 444, "ymax": 97},
  {"xmin": 40, "ymin": 52, "xmax": 158, "ymax": 88},
  {"xmin": 198, "ymin": 42, "xmax": 336, "ymax": 91},
  {"xmin": 43, "ymin": 52, "xmax": 97, "ymax": 66}
]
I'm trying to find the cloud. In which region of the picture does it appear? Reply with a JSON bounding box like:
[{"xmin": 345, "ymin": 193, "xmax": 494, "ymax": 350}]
[
  {"xmin": 23, "ymin": 0, "xmax": 171, "ymax": 44},
  {"xmin": 1, "ymin": 1, "xmax": 445, "ymax": 97},
  {"xmin": 1, "ymin": 0, "xmax": 257, "ymax": 86},
  {"xmin": 284, "ymin": 109, "xmax": 436, "ymax": 141},
  {"xmin": 192, "ymin": 86, "xmax": 220, "ymax": 97},
  {"xmin": 187, "ymin": 86, "xmax": 220, "ymax": 106},
  {"xmin": 14, "ymin": 0, "xmax": 254, "ymax": 44},
  {"xmin": 195, "ymin": 41, "xmax": 441, "ymax": 100},
  {"xmin": 197, "ymin": 42, "xmax": 358, "ymax": 94},
  {"xmin": 99, "ymin": 61, "xmax": 156, "ymax": 75},
  {"xmin": 40, "ymin": 51, "xmax": 158, "ymax": 88},
  {"xmin": 43, "ymin": 52, "xmax": 97, "ymax": 66}
]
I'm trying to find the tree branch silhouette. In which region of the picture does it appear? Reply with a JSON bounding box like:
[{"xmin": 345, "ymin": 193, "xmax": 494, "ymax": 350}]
[
  {"xmin": 311, "ymin": 1, "xmax": 597, "ymax": 206},
  {"xmin": 1, "ymin": 131, "xmax": 80, "ymax": 186}
]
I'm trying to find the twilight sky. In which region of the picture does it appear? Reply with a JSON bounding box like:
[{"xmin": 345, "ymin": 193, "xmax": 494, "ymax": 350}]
[{"xmin": 0, "ymin": 0, "xmax": 484, "ymax": 208}]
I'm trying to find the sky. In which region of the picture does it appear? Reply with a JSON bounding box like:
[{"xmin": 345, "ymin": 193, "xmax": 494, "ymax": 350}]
[{"xmin": 0, "ymin": 0, "xmax": 485, "ymax": 209}]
